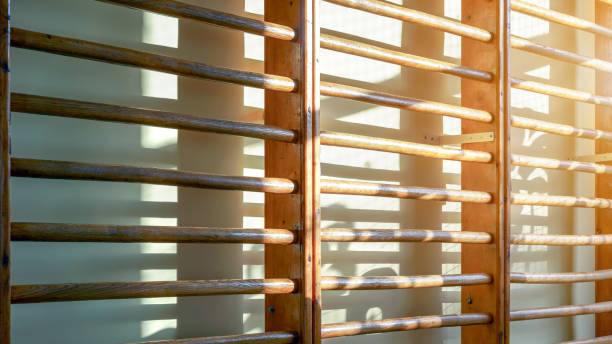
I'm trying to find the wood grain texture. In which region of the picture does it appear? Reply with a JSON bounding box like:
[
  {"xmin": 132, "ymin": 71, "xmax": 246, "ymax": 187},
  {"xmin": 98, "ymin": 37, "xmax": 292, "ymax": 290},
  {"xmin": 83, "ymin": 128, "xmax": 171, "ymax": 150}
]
[
  {"xmin": 321, "ymin": 228, "xmax": 492, "ymax": 243},
  {"xmin": 10, "ymin": 28, "xmax": 296, "ymax": 92},
  {"xmin": 510, "ymin": 301, "xmax": 612, "ymax": 321},
  {"xmin": 511, "ymin": 233, "xmax": 612, "ymax": 246},
  {"xmin": 511, "ymin": 269, "xmax": 612, "ymax": 284},
  {"xmin": 461, "ymin": 0, "xmax": 511, "ymax": 343},
  {"xmin": 126, "ymin": 332, "xmax": 296, "ymax": 344},
  {"xmin": 11, "ymin": 93, "xmax": 296, "ymax": 142},
  {"xmin": 511, "ymin": 115, "xmax": 612, "ymax": 141},
  {"xmin": 10, "ymin": 222, "xmax": 296, "ymax": 244},
  {"xmin": 0, "ymin": 0, "xmax": 8, "ymax": 342},
  {"xmin": 511, "ymin": 77, "xmax": 612, "ymax": 107},
  {"xmin": 511, "ymin": 154, "xmax": 612, "ymax": 174},
  {"xmin": 595, "ymin": 0, "xmax": 612, "ymax": 336},
  {"xmin": 11, "ymin": 158, "xmax": 296, "ymax": 193},
  {"xmin": 511, "ymin": 193, "xmax": 612, "ymax": 209},
  {"xmin": 320, "ymin": 273, "xmax": 491, "ymax": 290}
]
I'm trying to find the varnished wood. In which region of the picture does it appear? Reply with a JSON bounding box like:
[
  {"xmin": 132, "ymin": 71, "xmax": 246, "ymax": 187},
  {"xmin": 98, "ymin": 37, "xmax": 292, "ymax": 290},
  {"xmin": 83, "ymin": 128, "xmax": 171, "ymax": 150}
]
[
  {"xmin": 320, "ymin": 273, "xmax": 491, "ymax": 290},
  {"xmin": 321, "ymin": 228, "xmax": 492, "ymax": 243},
  {"xmin": 10, "ymin": 222, "xmax": 296, "ymax": 244},
  {"xmin": 511, "ymin": 269, "xmax": 612, "ymax": 283},
  {"xmin": 126, "ymin": 332, "xmax": 296, "ymax": 344},
  {"xmin": 511, "ymin": 193, "xmax": 612, "ymax": 209},
  {"xmin": 511, "ymin": 77, "xmax": 612, "ymax": 107},
  {"xmin": 0, "ymin": 0, "xmax": 9, "ymax": 342},
  {"xmin": 511, "ymin": 115, "xmax": 612, "ymax": 141},
  {"xmin": 511, "ymin": 233, "xmax": 612, "ymax": 246},
  {"xmin": 11, "ymin": 158, "xmax": 297, "ymax": 193},
  {"xmin": 11, "ymin": 279, "xmax": 296, "ymax": 303},
  {"xmin": 320, "ymin": 313, "xmax": 491, "ymax": 338},
  {"xmin": 10, "ymin": 28, "xmax": 297, "ymax": 92},
  {"xmin": 11, "ymin": 93, "xmax": 296, "ymax": 142},
  {"xmin": 320, "ymin": 82, "xmax": 493, "ymax": 122},
  {"xmin": 556, "ymin": 335, "xmax": 612, "ymax": 344},
  {"xmin": 97, "ymin": 0, "xmax": 295, "ymax": 40},
  {"xmin": 512, "ymin": 154, "xmax": 612, "ymax": 175},
  {"xmin": 510, "ymin": 301, "xmax": 612, "ymax": 321}
]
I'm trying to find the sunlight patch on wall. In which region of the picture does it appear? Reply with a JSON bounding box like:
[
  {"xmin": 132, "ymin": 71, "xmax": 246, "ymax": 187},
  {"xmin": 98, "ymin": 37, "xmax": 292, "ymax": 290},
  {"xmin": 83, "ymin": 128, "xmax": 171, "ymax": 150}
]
[
  {"xmin": 244, "ymin": 86, "xmax": 265, "ymax": 109},
  {"xmin": 141, "ymin": 71, "xmax": 178, "ymax": 99},
  {"xmin": 525, "ymin": 65, "xmax": 551, "ymax": 80},
  {"xmin": 143, "ymin": 12, "xmax": 178, "ymax": 48},
  {"xmin": 321, "ymin": 49, "xmax": 401, "ymax": 83},
  {"xmin": 243, "ymin": 138, "xmax": 264, "ymax": 156},
  {"xmin": 321, "ymin": 145, "xmax": 400, "ymax": 170},
  {"xmin": 321, "ymin": 194, "xmax": 400, "ymax": 211},
  {"xmin": 141, "ymin": 126, "xmax": 178, "ymax": 149},
  {"xmin": 443, "ymin": 0, "xmax": 461, "ymax": 58},
  {"xmin": 243, "ymin": 168, "xmax": 264, "ymax": 204},
  {"xmin": 522, "ymin": 129, "xmax": 546, "ymax": 147},
  {"xmin": 337, "ymin": 106, "xmax": 401, "ymax": 129},
  {"xmin": 141, "ymin": 319, "xmax": 177, "ymax": 339},
  {"xmin": 366, "ymin": 306, "xmax": 383, "ymax": 320},
  {"xmin": 511, "ymin": 0, "xmax": 550, "ymax": 39},
  {"xmin": 141, "ymin": 184, "xmax": 178, "ymax": 202},
  {"xmin": 322, "ymin": 309, "xmax": 347, "ymax": 325},
  {"xmin": 511, "ymin": 88, "xmax": 549, "ymax": 114},
  {"xmin": 443, "ymin": 159, "xmax": 461, "ymax": 174},
  {"xmin": 244, "ymin": 33, "xmax": 264, "ymax": 61},
  {"xmin": 245, "ymin": 0, "xmax": 264, "ymax": 15}
]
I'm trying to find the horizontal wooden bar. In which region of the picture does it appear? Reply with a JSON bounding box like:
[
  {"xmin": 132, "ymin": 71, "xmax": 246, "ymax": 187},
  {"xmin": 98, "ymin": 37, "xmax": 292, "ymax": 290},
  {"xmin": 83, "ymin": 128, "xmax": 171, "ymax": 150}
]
[
  {"xmin": 511, "ymin": 77, "xmax": 612, "ymax": 107},
  {"xmin": 511, "ymin": 233, "xmax": 612, "ymax": 246},
  {"xmin": 511, "ymin": 115, "xmax": 612, "ymax": 141},
  {"xmin": 321, "ymin": 273, "xmax": 491, "ymax": 290},
  {"xmin": 510, "ymin": 36, "xmax": 612, "ymax": 73},
  {"xmin": 320, "ymin": 130, "xmax": 492, "ymax": 162},
  {"xmin": 556, "ymin": 335, "xmax": 612, "ymax": 344},
  {"xmin": 511, "ymin": 0, "xmax": 612, "ymax": 39},
  {"xmin": 320, "ymin": 178, "xmax": 492, "ymax": 203},
  {"xmin": 11, "ymin": 93, "xmax": 296, "ymax": 142},
  {"xmin": 511, "ymin": 269, "xmax": 612, "ymax": 284},
  {"xmin": 320, "ymin": 313, "xmax": 491, "ymax": 338},
  {"xmin": 576, "ymin": 153, "xmax": 612, "ymax": 163},
  {"xmin": 127, "ymin": 332, "xmax": 297, "ymax": 344},
  {"xmin": 10, "ymin": 222, "xmax": 296, "ymax": 244},
  {"xmin": 510, "ymin": 301, "xmax": 612, "ymax": 321},
  {"xmin": 11, "ymin": 28, "xmax": 296, "ymax": 92},
  {"xmin": 321, "ymin": 228, "xmax": 492, "ymax": 243},
  {"xmin": 325, "ymin": 0, "xmax": 492, "ymax": 42},
  {"xmin": 97, "ymin": 0, "xmax": 295, "ymax": 40},
  {"xmin": 511, "ymin": 193, "xmax": 612, "ymax": 209},
  {"xmin": 320, "ymin": 34, "xmax": 492, "ymax": 81},
  {"xmin": 11, "ymin": 158, "xmax": 297, "ymax": 193},
  {"xmin": 11, "ymin": 278, "xmax": 296, "ymax": 303},
  {"xmin": 320, "ymin": 82, "xmax": 493, "ymax": 122},
  {"xmin": 512, "ymin": 154, "xmax": 612, "ymax": 175}
]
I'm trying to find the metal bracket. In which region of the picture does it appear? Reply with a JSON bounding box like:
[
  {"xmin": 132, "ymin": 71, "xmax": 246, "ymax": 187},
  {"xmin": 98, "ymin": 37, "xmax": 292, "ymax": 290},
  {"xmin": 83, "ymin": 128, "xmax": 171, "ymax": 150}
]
[
  {"xmin": 575, "ymin": 153, "xmax": 612, "ymax": 163},
  {"xmin": 424, "ymin": 132, "xmax": 495, "ymax": 146}
]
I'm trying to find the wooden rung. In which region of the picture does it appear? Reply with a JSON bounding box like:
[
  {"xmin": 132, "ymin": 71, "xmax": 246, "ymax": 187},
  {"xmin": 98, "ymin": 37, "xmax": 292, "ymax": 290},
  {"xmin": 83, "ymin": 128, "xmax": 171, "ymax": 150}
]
[
  {"xmin": 320, "ymin": 34, "xmax": 492, "ymax": 82},
  {"xmin": 11, "ymin": 278, "xmax": 296, "ymax": 303},
  {"xmin": 511, "ymin": 193, "xmax": 612, "ymax": 209},
  {"xmin": 325, "ymin": 0, "xmax": 492, "ymax": 42},
  {"xmin": 11, "ymin": 93, "xmax": 296, "ymax": 142},
  {"xmin": 320, "ymin": 82, "xmax": 493, "ymax": 122},
  {"xmin": 97, "ymin": 0, "xmax": 295, "ymax": 40},
  {"xmin": 11, "ymin": 158, "xmax": 297, "ymax": 194},
  {"xmin": 321, "ymin": 273, "xmax": 491, "ymax": 290},
  {"xmin": 321, "ymin": 228, "xmax": 492, "ymax": 243},
  {"xmin": 320, "ymin": 130, "xmax": 492, "ymax": 163},
  {"xmin": 511, "ymin": 154, "xmax": 612, "ymax": 175},
  {"xmin": 511, "ymin": 77, "xmax": 612, "ymax": 107},
  {"xmin": 556, "ymin": 335, "xmax": 612, "ymax": 344},
  {"xmin": 511, "ymin": 115, "xmax": 612, "ymax": 141},
  {"xmin": 126, "ymin": 332, "xmax": 297, "ymax": 344},
  {"xmin": 320, "ymin": 313, "xmax": 491, "ymax": 338},
  {"xmin": 510, "ymin": 36, "xmax": 612, "ymax": 73},
  {"xmin": 511, "ymin": 0, "xmax": 612, "ymax": 39},
  {"xmin": 511, "ymin": 269, "xmax": 612, "ymax": 284},
  {"xmin": 320, "ymin": 178, "xmax": 492, "ymax": 203},
  {"xmin": 10, "ymin": 222, "xmax": 296, "ymax": 244},
  {"xmin": 510, "ymin": 301, "xmax": 612, "ymax": 321},
  {"xmin": 10, "ymin": 28, "xmax": 296, "ymax": 92},
  {"xmin": 511, "ymin": 233, "xmax": 612, "ymax": 246}
]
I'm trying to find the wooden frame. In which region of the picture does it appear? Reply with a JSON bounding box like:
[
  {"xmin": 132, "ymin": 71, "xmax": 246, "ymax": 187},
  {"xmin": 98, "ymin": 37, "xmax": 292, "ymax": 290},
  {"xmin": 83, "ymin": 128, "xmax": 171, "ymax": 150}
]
[{"xmin": 0, "ymin": 0, "xmax": 9, "ymax": 342}]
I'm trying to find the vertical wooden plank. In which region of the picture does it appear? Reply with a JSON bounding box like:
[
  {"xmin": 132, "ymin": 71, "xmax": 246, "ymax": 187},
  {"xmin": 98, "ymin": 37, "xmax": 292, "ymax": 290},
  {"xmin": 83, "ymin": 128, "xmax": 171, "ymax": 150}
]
[
  {"xmin": 0, "ymin": 0, "xmax": 9, "ymax": 342},
  {"xmin": 461, "ymin": 0, "xmax": 510, "ymax": 343},
  {"xmin": 264, "ymin": 0, "xmax": 318, "ymax": 343},
  {"xmin": 595, "ymin": 1, "xmax": 612, "ymax": 337},
  {"xmin": 311, "ymin": 0, "xmax": 321, "ymax": 342}
]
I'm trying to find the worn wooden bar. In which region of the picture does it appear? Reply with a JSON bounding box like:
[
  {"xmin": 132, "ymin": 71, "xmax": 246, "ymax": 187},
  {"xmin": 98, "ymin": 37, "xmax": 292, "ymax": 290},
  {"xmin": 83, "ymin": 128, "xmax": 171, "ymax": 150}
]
[
  {"xmin": 320, "ymin": 313, "xmax": 491, "ymax": 338},
  {"xmin": 511, "ymin": 269, "xmax": 612, "ymax": 284},
  {"xmin": 325, "ymin": 0, "xmax": 492, "ymax": 42},
  {"xmin": 0, "ymin": 0, "xmax": 9, "ymax": 342},
  {"xmin": 97, "ymin": 0, "xmax": 295, "ymax": 40},
  {"xmin": 321, "ymin": 228, "xmax": 492, "ymax": 243},
  {"xmin": 10, "ymin": 222, "xmax": 296, "ymax": 244},
  {"xmin": 510, "ymin": 36, "xmax": 612, "ymax": 73},
  {"xmin": 511, "ymin": 0, "xmax": 612, "ymax": 38},
  {"xmin": 511, "ymin": 77, "xmax": 612, "ymax": 107},
  {"xmin": 320, "ymin": 273, "xmax": 491, "ymax": 290},
  {"xmin": 320, "ymin": 82, "xmax": 493, "ymax": 122},
  {"xmin": 511, "ymin": 193, "xmax": 612, "ymax": 209},
  {"xmin": 320, "ymin": 178, "xmax": 492, "ymax": 203},
  {"xmin": 461, "ymin": 0, "xmax": 511, "ymax": 343},
  {"xmin": 11, "ymin": 93, "xmax": 296, "ymax": 142},
  {"xmin": 320, "ymin": 130, "xmax": 492, "ymax": 163},
  {"xmin": 11, "ymin": 279, "xmax": 296, "ymax": 303},
  {"xmin": 511, "ymin": 115, "xmax": 612, "ymax": 141},
  {"xmin": 10, "ymin": 28, "xmax": 296, "ymax": 92},
  {"xmin": 595, "ymin": 1, "xmax": 612, "ymax": 337},
  {"xmin": 510, "ymin": 301, "xmax": 612, "ymax": 321},
  {"xmin": 511, "ymin": 233, "xmax": 612, "ymax": 246},
  {"xmin": 512, "ymin": 154, "xmax": 612, "ymax": 175},
  {"xmin": 11, "ymin": 158, "xmax": 296, "ymax": 193},
  {"xmin": 556, "ymin": 335, "xmax": 612, "ymax": 344},
  {"xmin": 320, "ymin": 34, "xmax": 492, "ymax": 81},
  {"xmin": 127, "ymin": 332, "xmax": 297, "ymax": 344}
]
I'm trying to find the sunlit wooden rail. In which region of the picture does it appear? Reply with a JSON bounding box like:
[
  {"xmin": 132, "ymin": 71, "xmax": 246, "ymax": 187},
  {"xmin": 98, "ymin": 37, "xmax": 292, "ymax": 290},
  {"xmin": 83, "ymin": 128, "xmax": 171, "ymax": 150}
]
[
  {"xmin": 321, "ymin": 228, "xmax": 492, "ymax": 243},
  {"xmin": 321, "ymin": 274, "xmax": 491, "ymax": 290},
  {"xmin": 511, "ymin": 115, "xmax": 612, "ymax": 141},
  {"xmin": 511, "ymin": 193, "xmax": 612, "ymax": 209},
  {"xmin": 128, "ymin": 332, "xmax": 298, "ymax": 344},
  {"xmin": 511, "ymin": 270, "xmax": 612, "ymax": 284},
  {"xmin": 510, "ymin": 302, "xmax": 612, "ymax": 321},
  {"xmin": 511, "ymin": 233, "xmax": 612, "ymax": 246}
]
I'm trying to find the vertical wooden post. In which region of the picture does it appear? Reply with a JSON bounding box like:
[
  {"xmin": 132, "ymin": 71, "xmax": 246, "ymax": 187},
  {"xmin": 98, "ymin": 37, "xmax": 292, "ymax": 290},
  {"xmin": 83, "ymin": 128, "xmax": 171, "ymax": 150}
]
[
  {"xmin": 461, "ymin": 0, "xmax": 510, "ymax": 343},
  {"xmin": 595, "ymin": 0, "xmax": 612, "ymax": 337},
  {"xmin": 0, "ymin": 0, "xmax": 9, "ymax": 342},
  {"xmin": 264, "ymin": 0, "xmax": 319, "ymax": 343}
]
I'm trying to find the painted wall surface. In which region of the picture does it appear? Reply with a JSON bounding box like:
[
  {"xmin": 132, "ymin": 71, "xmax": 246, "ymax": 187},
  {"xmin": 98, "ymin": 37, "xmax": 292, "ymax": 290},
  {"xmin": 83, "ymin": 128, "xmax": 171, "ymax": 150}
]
[{"xmin": 8, "ymin": 0, "xmax": 595, "ymax": 343}]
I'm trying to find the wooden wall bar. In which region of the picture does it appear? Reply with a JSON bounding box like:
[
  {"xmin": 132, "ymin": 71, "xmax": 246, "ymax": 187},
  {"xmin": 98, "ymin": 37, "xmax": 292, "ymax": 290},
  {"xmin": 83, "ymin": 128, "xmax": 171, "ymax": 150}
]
[
  {"xmin": 0, "ymin": 0, "xmax": 8, "ymax": 342},
  {"xmin": 595, "ymin": 0, "xmax": 612, "ymax": 337},
  {"xmin": 461, "ymin": 1, "xmax": 510, "ymax": 343},
  {"xmin": 128, "ymin": 331, "xmax": 297, "ymax": 344}
]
